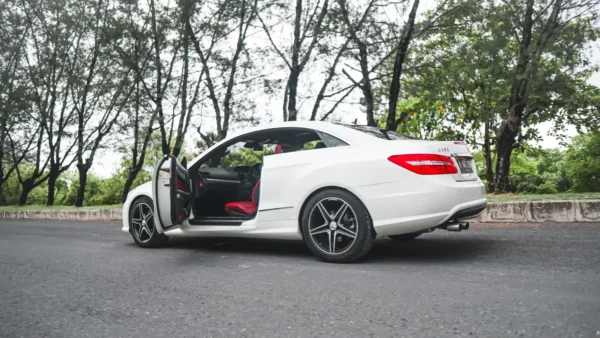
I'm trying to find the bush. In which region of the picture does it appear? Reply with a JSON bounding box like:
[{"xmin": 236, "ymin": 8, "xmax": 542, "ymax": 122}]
[
  {"xmin": 473, "ymin": 147, "xmax": 573, "ymax": 194},
  {"xmin": 565, "ymin": 133, "xmax": 600, "ymax": 192}
]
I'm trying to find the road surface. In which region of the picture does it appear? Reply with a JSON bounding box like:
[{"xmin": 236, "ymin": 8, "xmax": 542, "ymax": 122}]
[{"xmin": 0, "ymin": 220, "xmax": 599, "ymax": 337}]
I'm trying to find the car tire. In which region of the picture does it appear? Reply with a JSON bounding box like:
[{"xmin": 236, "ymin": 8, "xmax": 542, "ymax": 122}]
[
  {"xmin": 301, "ymin": 188, "xmax": 376, "ymax": 263},
  {"xmin": 388, "ymin": 232, "xmax": 423, "ymax": 242},
  {"xmin": 129, "ymin": 196, "xmax": 168, "ymax": 248}
]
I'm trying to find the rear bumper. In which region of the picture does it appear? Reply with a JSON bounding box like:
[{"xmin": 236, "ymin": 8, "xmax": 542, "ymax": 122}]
[
  {"xmin": 445, "ymin": 202, "xmax": 487, "ymax": 222},
  {"xmin": 355, "ymin": 176, "xmax": 487, "ymax": 237}
]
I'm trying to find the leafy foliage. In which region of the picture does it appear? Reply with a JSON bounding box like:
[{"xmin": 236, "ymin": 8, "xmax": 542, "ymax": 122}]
[{"xmin": 565, "ymin": 132, "xmax": 600, "ymax": 192}]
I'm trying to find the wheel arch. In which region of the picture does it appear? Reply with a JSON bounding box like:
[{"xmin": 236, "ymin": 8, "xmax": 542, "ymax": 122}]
[{"xmin": 297, "ymin": 185, "xmax": 372, "ymax": 235}]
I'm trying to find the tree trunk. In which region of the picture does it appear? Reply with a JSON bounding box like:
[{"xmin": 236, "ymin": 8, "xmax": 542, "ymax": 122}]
[
  {"xmin": 19, "ymin": 181, "xmax": 33, "ymax": 206},
  {"xmin": 122, "ymin": 168, "xmax": 140, "ymax": 203},
  {"xmin": 0, "ymin": 184, "xmax": 6, "ymax": 206},
  {"xmin": 494, "ymin": 135, "xmax": 514, "ymax": 193},
  {"xmin": 337, "ymin": 0, "xmax": 375, "ymax": 126},
  {"xmin": 46, "ymin": 169, "xmax": 59, "ymax": 206},
  {"xmin": 287, "ymin": 70, "xmax": 300, "ymax": 121},
  {"xmin": 483, "ymin": 119, "xmax": 494, "ymax": 192},
  {"xmin": 282, "ymin": 81, "xmax": 289, "ymax": 121},
  {"xmin": 494, "ymin": 111, "xmax": 521, "ymax": 193},
  {"xmin": 75, "ymin": 166, "xmax": 88, "ymax": 207},
  {"xmin": 356, "ymin": 43, "xmax": 375, "ymax": 126},
  {"xmin": 386, "ymin": 0, "xmax": 419, "ymax": 131}
]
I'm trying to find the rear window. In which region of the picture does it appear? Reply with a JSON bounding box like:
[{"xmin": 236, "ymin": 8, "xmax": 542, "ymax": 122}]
[{"xmin": 337, "ymin": 124, "xmax": 414, "ymax": 140}]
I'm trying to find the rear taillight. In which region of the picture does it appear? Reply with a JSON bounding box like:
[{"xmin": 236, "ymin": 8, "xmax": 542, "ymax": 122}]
[{"xmin": 388, "ymin": 154, "xmax": 458, "ymax": 175}]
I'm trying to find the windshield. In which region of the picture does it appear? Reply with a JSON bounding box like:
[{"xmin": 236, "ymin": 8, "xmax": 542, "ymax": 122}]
[{"xmin": 337, "ymin": 124, "xmax": 415, "ymax": 140}]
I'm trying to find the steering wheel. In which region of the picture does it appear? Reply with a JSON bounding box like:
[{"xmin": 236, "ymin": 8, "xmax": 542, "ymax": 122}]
[{"xmin": 250, "ymin": 162, "xmax": 262, "ymax": 180}]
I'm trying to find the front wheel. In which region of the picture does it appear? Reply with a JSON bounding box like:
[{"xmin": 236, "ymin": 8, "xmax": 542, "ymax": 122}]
[
  {"xmin": 301, "ymin": 189, "xmax": 376, "ymax": 263},
  {"xmin": 129, "ymin": 196, "xmax": 168, "ymax": 248}
]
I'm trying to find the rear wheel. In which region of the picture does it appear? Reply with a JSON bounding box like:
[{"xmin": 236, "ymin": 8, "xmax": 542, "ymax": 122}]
[
  {"xmin": 388, "ymin": 232, "xmax": 423, "ymax": 242},
  {"xmin": 129, "ymin": 196, "xmax": 168, "ymax": 248},
  {"xmin": 301, "ymin": 189, "xmax": 376, "ymax": 263}
]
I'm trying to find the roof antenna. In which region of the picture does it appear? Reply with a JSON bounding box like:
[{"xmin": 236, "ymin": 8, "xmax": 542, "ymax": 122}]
[{"xmin": 353, "ymin": 118, "xmax": 357, "ymax": 125}]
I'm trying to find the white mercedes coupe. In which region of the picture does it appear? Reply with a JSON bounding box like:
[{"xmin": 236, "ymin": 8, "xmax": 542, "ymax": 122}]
[{"xmin": 122, "ymin": 121, "xmax": 487, "ymax": 262}]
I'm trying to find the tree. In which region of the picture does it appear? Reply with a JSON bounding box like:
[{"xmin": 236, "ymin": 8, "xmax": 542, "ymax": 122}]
[
  {"xmin": 10, "ymin": 121, "xmax": 49, "ymax": 205},
  {"xmin": 126, "ymin": 0, "xmax": 181, "ymax": 156},
  {"xmin": 258, "ymin": 0, "xmax": 330, "ymax": 121},
  {"xmin": 336, "ymin": 0, "xmax": 418, "ymax": 126},
  {"xmin": 110, "ymin": 0, "xmax": 160, "ymax": 201},
  {"xmin": 336, "ymin": 0, "xmax": 378, "ymax": 126},
  {"xmin": 0, "ymin": 0, "xmax": 33, "ymax": 205},
  {"xmin": 20, "ymin": 0, "xmax": 89, "ymax": 205},
  {"xmin": 494, "ymin": 0, "xmax": 599, "ymax": 193},
  {"xmin": 71, "ymin": 0, "xmax": 136, "ymax": 207},
  {"xmin": 187, "ymin": 0, "xmax": 260, "ymax": 143}
]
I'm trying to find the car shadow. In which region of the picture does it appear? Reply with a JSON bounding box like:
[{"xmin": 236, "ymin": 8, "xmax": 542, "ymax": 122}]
[
  {"xmin": 361, "ymin": 237, "xmax": 495, "ymax": 264},
  {"xmin": 154, "ymin": 234, "xmax": 495, "ymax": 264},
  {"xmin": 166, "ymin": 237, "xmax": 313, "ymax": 259}
]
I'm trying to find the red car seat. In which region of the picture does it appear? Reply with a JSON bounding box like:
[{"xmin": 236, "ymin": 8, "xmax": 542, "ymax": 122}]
[
  {"xmin": 223, "ymin": 144, "xmax": 283, "ymax": 216},
  {"xmin": 224, "ymin": 179, "xmax": 260, "ymax": 216}
]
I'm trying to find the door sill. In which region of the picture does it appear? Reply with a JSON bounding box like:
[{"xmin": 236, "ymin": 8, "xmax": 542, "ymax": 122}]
[{"xmin": 189, "ymin": 216, "xmax": 253, "ymax": 226}]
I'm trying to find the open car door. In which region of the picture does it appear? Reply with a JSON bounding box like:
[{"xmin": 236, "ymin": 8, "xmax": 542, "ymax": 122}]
[{"xmin": 152, "ymin": 155, "xmax": 192, "ymax": 233}]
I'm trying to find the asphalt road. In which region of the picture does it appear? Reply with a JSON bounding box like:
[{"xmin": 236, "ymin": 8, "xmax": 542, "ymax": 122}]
[{"xmin": 0, "ymin": 220, "xmax": 599, "ymax": 338}]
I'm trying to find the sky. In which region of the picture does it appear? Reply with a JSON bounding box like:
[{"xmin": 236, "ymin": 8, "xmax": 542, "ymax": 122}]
[{"xmin": 89, "ymin": 1, "xmax": 600, "ymax": 178}]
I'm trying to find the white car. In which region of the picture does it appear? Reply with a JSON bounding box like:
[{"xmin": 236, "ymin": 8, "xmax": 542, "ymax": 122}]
[{"xmin": 122, "ymin": 121, "xmax": 487, "ymax": 262}]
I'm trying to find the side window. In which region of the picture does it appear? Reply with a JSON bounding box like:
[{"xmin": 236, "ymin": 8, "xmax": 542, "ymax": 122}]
[
  {"xmin": 201, "ymin": 142, "xmax": 270, "ymax": 168},
  {"xmin": 320, "ymin": 132, "xmax": 349, "ymax": 148}
]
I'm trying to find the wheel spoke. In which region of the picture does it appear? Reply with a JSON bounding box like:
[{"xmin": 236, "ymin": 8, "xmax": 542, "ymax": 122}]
[
  {"xmin": 336, "ymin": 228, "xmax": 356, "ymax": 239},
  {"xmin": 329, "ymin": 231, "xmax": 337, "ymax": 254},
  {"xmin": 131, "ymin": 219, "xmax": 143, "ymax": 226},
  {"xmin": 333, "ymin": 202, "xmax": 349, "ymax": 222},
  {"xmin": 337, "ymin": 223, "xmax": 356, "ymax": 236},
  {"xmin": 310, "ymin": 223, "xmax": 329, "ymax": 235},
  {"xmin": 144, "ymin": 210, "xmax": 153, "ymax": 222},
  {"xmin": 316, "ymin": 202, "xmax": 331, "ymax": 222},
  {"xmin": 138, "ymin": 204, "xmax": 146, "ymax": 220},
  {"xmin": 140, "ymin": 225, "xmax": 150, "ymax": 238}
]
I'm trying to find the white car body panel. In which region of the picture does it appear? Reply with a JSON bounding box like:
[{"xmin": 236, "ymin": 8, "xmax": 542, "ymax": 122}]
[{"xmin": 122, "ymin": 121, "xmax": 487, "ymax": 239}]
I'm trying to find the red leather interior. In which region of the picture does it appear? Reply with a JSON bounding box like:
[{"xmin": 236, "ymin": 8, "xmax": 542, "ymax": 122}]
[
  {"xmin": 225, "ymin": 179, "xmax": 260, "ymax": 215},
  {"xmin": 274, "ymin": 144, "xmax": 283, "ymax": 154},
  {"xmin": 224, "ymin": 144, "xmax": 284, "ymax": 216},
  {"xmin": 224, "ymin": 201, "xmax": 257, "ymax": 215}
]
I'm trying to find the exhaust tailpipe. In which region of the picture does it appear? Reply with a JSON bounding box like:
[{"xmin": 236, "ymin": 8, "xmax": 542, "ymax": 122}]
[
  {"xmin": 446, "ymin": 223, "xmax": 461, "ymax": 231},
  {"xmin": 444, "ymin": 222, "xmax": 469, "ymax": 232}
]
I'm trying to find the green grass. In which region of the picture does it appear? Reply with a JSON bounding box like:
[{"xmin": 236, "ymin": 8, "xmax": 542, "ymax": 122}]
[
  {"xmin": 487, "ymin": 192, "xmax": 600, "ymax": 202},
  {"xmin": 0, "ymin": 204, "xmax": 122, "ymax": 212}
]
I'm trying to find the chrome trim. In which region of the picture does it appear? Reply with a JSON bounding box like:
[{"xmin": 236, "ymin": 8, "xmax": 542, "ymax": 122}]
[
  {"xmin": 258, "ymin": 206, "xmax": 293, "ymax": 212},
  {"xmin": 451, "ymin": 153, "xmax": 473, "ymax": 159}
]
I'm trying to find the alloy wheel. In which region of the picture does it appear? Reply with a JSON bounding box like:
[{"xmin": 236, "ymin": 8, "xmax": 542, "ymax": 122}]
[
  {"xmin": 308, "ymin": 197, "xmax": 358, "ymax": 255},
  {"xmin": 131, "ymin": 203, "xmax": 155, "ymax": 243}
]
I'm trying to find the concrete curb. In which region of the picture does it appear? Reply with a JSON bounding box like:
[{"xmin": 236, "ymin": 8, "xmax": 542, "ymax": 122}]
[
  {"xmin": 0, "ymin": 208, "xmax": 122, "ymax": 222},
  {"xmin": 476, "ymin": 200, "xmax": 600, "ymax": 222},
  {"xmin": 1, "ymin": 200, "xmax": 599, "ymax": 223}
]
